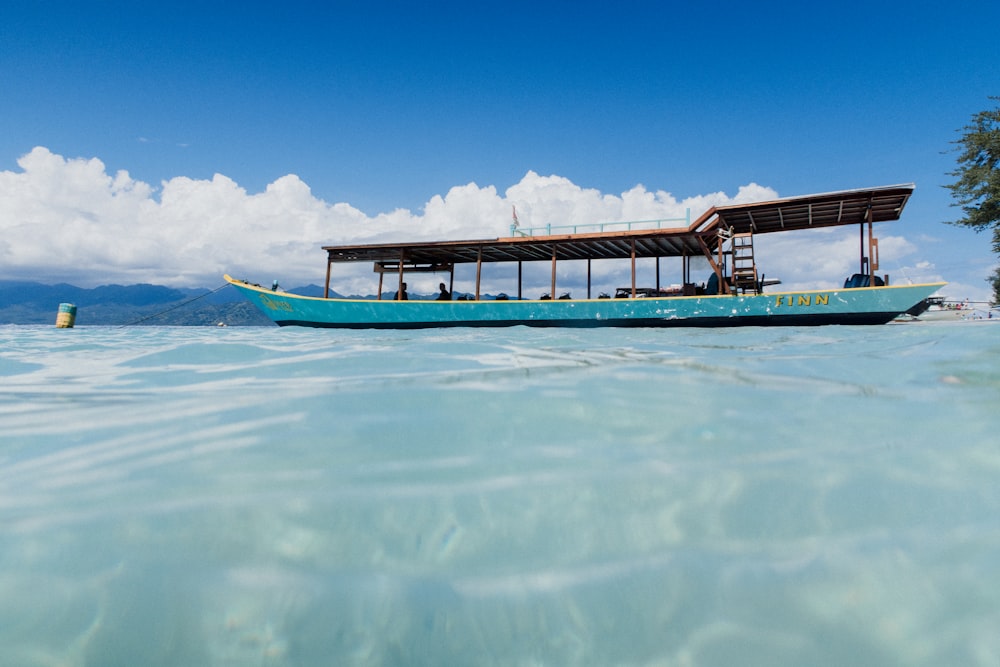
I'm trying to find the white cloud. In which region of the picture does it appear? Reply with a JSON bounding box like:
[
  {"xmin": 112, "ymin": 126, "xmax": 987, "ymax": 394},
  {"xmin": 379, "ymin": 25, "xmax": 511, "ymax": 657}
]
[{"xmin": 0, "ymin": 146, "xmax": 968, "ymax": 300}]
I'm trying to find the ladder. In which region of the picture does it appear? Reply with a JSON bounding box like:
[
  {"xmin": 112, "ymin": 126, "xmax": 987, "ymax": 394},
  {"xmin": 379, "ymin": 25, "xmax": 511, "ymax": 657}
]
[{"xmin": 730, "ymin": 233, "xmax": 759, "ymax": 294}]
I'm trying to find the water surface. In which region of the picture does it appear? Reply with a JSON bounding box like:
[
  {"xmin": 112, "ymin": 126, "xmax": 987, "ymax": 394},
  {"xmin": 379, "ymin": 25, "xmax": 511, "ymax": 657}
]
[{"xmin": 1, "ymin": 322, "xmax": 998, "ymax": 666}]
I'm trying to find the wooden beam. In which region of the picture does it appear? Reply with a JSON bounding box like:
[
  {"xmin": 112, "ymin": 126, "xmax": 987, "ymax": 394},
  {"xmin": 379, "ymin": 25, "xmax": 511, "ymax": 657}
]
[
  {"xmin": 696, "ymin": 234, "xmax": 730, "ymax": 295},
  {"xmin": 373, "ymin": 262, "xmax": 453, "ymax": 274}
]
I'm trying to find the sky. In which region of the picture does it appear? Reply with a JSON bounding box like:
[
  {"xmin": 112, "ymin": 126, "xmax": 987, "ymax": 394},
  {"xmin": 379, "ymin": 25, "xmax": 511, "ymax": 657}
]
[{"xmin": 1, "ymin": 0, "xmax": 998, "ymax": 301}]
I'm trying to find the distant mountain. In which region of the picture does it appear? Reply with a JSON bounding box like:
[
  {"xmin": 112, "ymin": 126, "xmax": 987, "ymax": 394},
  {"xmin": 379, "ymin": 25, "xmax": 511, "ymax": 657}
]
[
  {"xmin": 0, "ymin": 280, "xmax": 291, "ymax": 326},
  {"xmin": 0, "ymin": 280, "xmax": 464, "ymax": 325}
]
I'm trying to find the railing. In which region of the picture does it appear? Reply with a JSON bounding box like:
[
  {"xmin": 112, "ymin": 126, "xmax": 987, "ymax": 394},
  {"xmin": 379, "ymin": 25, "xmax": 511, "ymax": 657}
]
[{"xmin": 509, "ymin": 209, "xmax": 691, "ymax": 237}]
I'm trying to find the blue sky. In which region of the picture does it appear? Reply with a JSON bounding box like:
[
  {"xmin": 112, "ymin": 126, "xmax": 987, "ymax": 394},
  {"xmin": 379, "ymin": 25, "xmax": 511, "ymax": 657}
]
[{"xmin": 2, "ymin": 1, "xmax": 998, "ymax": 300}]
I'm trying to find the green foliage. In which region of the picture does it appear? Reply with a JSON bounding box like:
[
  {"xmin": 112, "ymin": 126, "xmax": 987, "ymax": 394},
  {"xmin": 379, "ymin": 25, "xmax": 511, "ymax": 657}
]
[
  {"xmin": 946, "ymin": 97, "xmax": 1000, "ymax": 251},
  {"xmin": 948, "ymin": 98, "xmax": 1000, "ymax": 304}
]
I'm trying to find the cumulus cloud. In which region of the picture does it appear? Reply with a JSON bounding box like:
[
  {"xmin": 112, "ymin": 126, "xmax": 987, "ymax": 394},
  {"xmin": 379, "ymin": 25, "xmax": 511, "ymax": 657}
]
[{"xmin": 0, "ymin": 146, "xmax": 937, "ymax": 297}]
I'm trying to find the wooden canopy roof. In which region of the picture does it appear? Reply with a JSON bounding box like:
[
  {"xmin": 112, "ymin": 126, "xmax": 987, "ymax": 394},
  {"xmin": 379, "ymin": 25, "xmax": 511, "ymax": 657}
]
[
  {"xmin": 707, "ymin": 183, "xmax": 914, "ymax": 235},
  {"xmin": 323, "ymin": 184, "xmax": 915, "ymax": 266}
]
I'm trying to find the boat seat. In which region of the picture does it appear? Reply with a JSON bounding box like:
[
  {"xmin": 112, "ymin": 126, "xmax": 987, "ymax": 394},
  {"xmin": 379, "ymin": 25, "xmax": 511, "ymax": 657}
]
[
  {"xmin": 843, "ymin": 273, "xmax": 885, "ymax": 288},
  {"xmin": 706, "ymin": 272, "xmax": 719, "ymax": 295}
]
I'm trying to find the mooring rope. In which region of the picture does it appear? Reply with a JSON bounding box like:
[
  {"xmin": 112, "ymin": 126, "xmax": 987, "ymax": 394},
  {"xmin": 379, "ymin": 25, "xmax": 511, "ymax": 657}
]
[{"xmin": 119, "ymin": 283, "xmax": 231, "ymax": 327}]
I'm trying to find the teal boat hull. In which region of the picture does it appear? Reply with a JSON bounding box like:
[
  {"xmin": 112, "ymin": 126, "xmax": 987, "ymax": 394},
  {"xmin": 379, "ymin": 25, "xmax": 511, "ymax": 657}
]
[{"xmin": 226, "ymin": 276, "xmax": 945, "ymax": 329}]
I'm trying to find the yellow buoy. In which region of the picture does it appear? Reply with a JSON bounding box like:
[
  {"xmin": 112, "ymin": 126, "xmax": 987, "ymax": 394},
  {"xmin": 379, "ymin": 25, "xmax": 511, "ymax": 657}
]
[{"xmin": 55, "ymin": 302, "xmax": 77, "ymax": 328}]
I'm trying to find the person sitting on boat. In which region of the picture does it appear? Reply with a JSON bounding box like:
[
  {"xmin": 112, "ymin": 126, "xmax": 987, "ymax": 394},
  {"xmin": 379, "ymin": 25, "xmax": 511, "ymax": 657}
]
[
  {"xmin": 436, "ymin": 283, "xmax": 450, "ymax": 301},
  {"xmin": 395, "ymin": 283, "xmax": 408, "ymax": 300}
]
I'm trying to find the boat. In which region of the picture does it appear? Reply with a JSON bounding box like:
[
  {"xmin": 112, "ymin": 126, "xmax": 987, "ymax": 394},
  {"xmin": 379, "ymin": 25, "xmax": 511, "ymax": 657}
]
[
  {"xmin": 903, "ymin": 296, "xmax": 998, "ymax": 322},
  {"xmin": 226, "ymin": 184, "xmax": 945, "ymax": 328}
]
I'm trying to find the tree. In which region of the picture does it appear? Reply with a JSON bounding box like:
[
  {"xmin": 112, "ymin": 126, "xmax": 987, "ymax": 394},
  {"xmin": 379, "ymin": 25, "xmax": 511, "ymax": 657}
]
[
  {"xmin": 945, "ymin": 97, "xmax": 1000, "ymax": 303},
  {"xmin": 989, "ymin": 266, "xmax": 1000, "ymax": 304}
]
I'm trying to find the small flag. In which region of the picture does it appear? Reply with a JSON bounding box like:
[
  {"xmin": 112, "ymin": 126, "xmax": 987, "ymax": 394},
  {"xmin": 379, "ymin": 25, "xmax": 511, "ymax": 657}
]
[{"xmin": 512, "ymin": 205, "xmax": 520, "ymax": 228}]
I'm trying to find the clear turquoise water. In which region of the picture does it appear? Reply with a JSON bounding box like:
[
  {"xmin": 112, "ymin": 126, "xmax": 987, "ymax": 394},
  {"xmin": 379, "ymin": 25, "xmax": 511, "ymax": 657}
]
[{"xmin": 1, "ymin": 322, "xmax": 999, "ymax": 666}]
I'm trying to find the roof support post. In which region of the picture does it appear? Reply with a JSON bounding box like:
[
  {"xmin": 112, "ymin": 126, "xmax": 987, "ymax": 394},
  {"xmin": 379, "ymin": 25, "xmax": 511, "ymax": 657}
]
[
  {"xmin": 859, "ymin": 222, "xmax": 865, "ymax": 275},
  {"xmin": 475, "ymin": 246, "xmax": 483, "ymax": 300},
  {"xmin": 324, "ymin": 254, "xmax": 332, "ymax": 299},
  {"xmin": 517, "ymin": 261, "xmax": 523, "ymax": 300},
  {"xmin": 397, "ymin": 250, "xmax": 405, "ymax": 300},
  {"xmin": 717, "ymin": 236, "xmax": 722, "ymax": 277},
  {"xmin": 718, "ymin": 234, "xmax": 731, "ymax": 295},
  {"xmin": 550, "ymin": 245, "xmax": 557, "ymax": 300},
  {"xmin": 866, "ymin": 201, "xmax": 876, "ymax": 284},
  {"xmin": 377, "ymin": 271, "xmax": 384, "ymax": 301},
  {"xmin": 630, "ymin": 239, "xmax": 637, "ymax": 298},
  {"xmin": 587, "ymin": 259, "xmax": 592, "ymax": 299}
]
